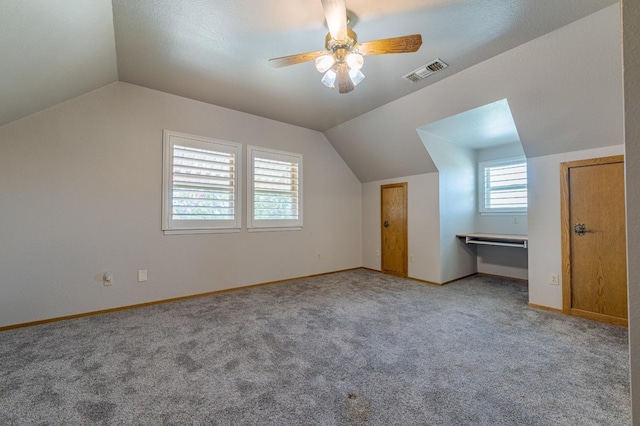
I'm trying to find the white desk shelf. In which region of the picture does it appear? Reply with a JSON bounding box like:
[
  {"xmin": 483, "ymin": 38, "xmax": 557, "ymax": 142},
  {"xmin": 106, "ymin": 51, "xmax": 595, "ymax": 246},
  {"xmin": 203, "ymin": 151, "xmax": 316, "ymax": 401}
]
[{"xmin": 456, "ymin": 233, "xmax": 528, "ymax": 249}]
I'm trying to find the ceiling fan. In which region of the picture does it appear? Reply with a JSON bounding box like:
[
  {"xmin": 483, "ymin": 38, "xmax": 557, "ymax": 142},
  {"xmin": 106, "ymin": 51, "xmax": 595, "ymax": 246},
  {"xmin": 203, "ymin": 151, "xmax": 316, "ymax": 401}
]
[{"xmin": 268, "ymin": 0, "xmax": 422, "ymax": 94}]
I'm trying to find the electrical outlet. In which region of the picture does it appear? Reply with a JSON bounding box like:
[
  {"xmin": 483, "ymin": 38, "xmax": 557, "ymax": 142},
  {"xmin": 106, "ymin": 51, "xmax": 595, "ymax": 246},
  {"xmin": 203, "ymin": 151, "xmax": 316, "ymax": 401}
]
[
  {"xmin": 316, "ymin": 252, "xmax": 322, "ymax": 260},
  {"xmin": 375, "ymin": 250, "xmax": 380, "ymax": 256},
  {"xmin": 550, "ymin": 274, "xmax": 559, "ymax": 285},
  {"xmin": 410, "ymin": 255, "xmax": 414, "ymax": 263},
  {"xmin": 138, "ymin": 270, "xmax": 148, "ymax": 282},
  {"xmin": 103, "ymin": 272, "xmax": 112, "ymax": 286}
]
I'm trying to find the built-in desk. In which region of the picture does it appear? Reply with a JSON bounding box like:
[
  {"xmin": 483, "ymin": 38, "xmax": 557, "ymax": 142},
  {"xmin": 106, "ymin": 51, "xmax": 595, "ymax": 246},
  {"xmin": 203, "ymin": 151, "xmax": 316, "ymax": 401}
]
[{"xmin": 456, "ymin": 233, "xmax": 528, "ymax": 249}]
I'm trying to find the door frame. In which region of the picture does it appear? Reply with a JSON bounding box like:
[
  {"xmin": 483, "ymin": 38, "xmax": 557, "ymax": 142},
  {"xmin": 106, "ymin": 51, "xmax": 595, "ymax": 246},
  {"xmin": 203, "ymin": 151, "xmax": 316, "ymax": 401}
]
[
  {"xmin": 381, "ymin": 182, "xmax": 408, "ymax": 278},
  {"xmin": 560, "ymin": 155, "xmax": 626, "ymax": 326}
]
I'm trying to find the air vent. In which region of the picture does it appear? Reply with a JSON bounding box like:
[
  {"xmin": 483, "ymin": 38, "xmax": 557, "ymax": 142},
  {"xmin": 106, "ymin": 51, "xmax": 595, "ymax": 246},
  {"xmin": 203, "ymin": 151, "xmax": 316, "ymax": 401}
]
[{"xmin": 403, "ymin": 59, "xmax": 448, "ymax": 83}]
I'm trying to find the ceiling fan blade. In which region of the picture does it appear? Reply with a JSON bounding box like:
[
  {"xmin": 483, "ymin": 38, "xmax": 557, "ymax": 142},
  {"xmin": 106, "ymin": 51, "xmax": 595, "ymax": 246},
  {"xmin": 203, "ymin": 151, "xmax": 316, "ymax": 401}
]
[
  {"xmin": 358, "ymin": 34, "xmax": 423, "ymax": 56},
  {"xmin": 321, "ymin": 0, "xmax": 347, "ymax": 41},
  {"xmin": 337, "ymin": 64, "xmax": 354, "ymax": 94},
  {"xmin": 268, "ymin": 50, "xmax": 327, "ymax": 68}
]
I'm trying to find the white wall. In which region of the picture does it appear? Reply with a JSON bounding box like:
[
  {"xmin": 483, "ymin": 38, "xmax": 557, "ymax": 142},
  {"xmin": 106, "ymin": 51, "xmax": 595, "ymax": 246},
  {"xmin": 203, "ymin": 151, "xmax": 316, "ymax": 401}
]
[
  {"xmin": 476, "ymin": 215, "xmax": 527, "ymax": 235},
  {"xmin": 622, "ymin": 0, "xmax": 640, "ymax": 421},
  {"xmin": 527, "ymin": 144, "xmax": 624, "ymax": 309},
  {"xmin": 362, "ymin": 174, "xmax": 441, "ymax": 283},
  {"xmin": 475, "ymin": 246, "xmax": 528, "ymax": 280},
  {"xmin": 419, "ymin": 131, "xmax": 477, "ymax": 282},
  {"xmin": 476, "ymin": 142, "xmax": 525, "ymax": 163},
  {"xmin": 0, "ymin": 82, "xmax": 362, "ymax": 328},
  {"xmin": 325, "ymin": 4, "xmax": 623, "ymax": 182}
]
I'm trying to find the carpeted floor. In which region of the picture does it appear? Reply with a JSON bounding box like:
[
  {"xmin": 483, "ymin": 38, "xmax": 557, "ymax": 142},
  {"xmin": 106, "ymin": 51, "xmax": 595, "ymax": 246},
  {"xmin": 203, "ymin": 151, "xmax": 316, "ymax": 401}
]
[{"xmin": 0, "ymin": 269, "xmax": 630, "ymax": 425}]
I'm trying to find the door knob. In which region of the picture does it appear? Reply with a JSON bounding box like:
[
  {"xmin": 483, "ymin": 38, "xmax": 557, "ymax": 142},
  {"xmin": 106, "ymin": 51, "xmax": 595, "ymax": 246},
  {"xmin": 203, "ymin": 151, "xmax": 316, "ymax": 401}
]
[
  {"xmin": 383, "ymin": 221, "xmax": 389, "ymax": 228},
  {"xmin": 574, "ymin": 223, "xmax": 586, "ymax": 236}
]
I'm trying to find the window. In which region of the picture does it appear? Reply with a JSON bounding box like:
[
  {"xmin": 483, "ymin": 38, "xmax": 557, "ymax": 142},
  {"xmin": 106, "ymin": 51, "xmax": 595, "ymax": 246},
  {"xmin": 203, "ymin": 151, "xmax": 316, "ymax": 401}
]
[
  {"xmin": 478, "ymin": 156, "xmax": 527, "ymax": 213},
  {"xmin": 162, "ymin": 130, "xmax": 241, "ymax": 233},
  {"xmin": 248, "ymin": 146, "xmax": 303, "ymax": 230}
]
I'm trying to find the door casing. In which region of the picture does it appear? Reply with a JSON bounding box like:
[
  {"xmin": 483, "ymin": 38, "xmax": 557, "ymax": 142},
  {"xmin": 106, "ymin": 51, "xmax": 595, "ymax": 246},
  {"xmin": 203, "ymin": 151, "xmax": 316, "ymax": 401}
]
[
  {"xmin": 381, "ymin": 183, "xmax": 408, "ymax": 277},
  {"xmin": 560, "ymin": 155, "xmax": 627, "ymax": 326}
]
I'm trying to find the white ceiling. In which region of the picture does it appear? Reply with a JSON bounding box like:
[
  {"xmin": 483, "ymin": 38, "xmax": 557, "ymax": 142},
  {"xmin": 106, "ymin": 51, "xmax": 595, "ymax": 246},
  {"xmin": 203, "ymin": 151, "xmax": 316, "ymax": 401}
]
[
  {"xmin": 0, "ymin": 0, "xmax": 618, "ymax": 131},
  {"xmin": 0, "ymin": 0, "xmax": 117, "ymax": 128},
  {"xmin": 418, "ymin": 99, "xmax": 520, "ymax": 150},
  {"xmin": 325, "ymin": 4, "xmax": 623, "ymax": 182}
]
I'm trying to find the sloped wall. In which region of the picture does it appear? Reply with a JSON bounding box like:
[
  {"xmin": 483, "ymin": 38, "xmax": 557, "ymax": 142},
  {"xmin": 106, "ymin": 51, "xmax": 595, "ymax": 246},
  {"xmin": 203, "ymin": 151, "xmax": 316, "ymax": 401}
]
[
  {"xmin": 325, "ymin": 5, "xmax": 623, "ymax": 183},
  {"xmin": 0, "ymin": 82, "xmax": 362, "ymax": 328},
  {"xmin": 419, "ymin": 131, "xmax": 476, "ymax": 283},
  {"xmin": 622, "ymin": 0, "xmax": 640, "ymax": 421}
]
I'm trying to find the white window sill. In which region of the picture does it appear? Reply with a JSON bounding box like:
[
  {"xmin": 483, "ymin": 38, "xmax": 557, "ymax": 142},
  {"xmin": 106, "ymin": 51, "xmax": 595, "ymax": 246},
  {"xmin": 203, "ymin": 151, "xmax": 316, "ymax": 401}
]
[
  {"xmin": 479, "ymin": 212, "xmax": 527, "ymax": 216},
  {"xmin": 247, "ymin": 227, "xmax": 303, "ymax": 233},
  {"xmin": 163, "ymin": 228, "xmax": 241, "ymax": 235}
]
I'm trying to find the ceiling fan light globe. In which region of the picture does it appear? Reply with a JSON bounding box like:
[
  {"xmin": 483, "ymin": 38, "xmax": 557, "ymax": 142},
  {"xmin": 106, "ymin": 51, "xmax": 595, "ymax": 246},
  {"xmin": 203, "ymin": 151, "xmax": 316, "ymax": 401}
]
[
  {"xmin": 321, "ymin": 69, "xmax": 337, "ymax": 88},
  {"xmin": 349, "ymin": 68, "xmax": 365, "ymax": 86},
  {"xmin": 346, "ymin": 53, "xmax": 364, "ymax": 70},
  {"xmin": 315, "ymin": 54, "xmax": 336, "ymax": 73}
]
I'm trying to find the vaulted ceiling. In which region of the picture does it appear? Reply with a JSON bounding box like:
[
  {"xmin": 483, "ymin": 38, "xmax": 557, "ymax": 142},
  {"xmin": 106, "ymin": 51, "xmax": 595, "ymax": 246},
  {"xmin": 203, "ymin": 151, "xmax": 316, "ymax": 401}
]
[{"xmin": 1, "ymin": 0, "xmax": 622, "ymax": 182}]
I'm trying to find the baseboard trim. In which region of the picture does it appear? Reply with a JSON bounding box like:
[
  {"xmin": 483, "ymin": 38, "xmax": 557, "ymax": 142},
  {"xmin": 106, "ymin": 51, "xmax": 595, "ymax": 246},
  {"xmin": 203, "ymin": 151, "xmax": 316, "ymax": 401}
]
[
  {"xmin": 361, "ymin": 267, "xmax": 475, "ymax": 286},
  {"xmin": 0, "ymin": 267, "xmax": 361, "ymax": 332},
  {"xmin": 0, "ymin": 268, "xmax": 540, "ymax": 332},
  {"xmin": 528, "ymin": 303, "xmax": 628, "ymax": 327},
  {"xmin": 407, "ymin": 276, "xmax": 444, "ymax": 286},
  {"xmin": 360, "ymin": 268, "xmax": 442, "ymax": 285},
  {"xmin": 527, "ymin": 303, "xmax": 563, "ymax": 314},
  {"xmin": 569, "ymin": 308, "xmax": 628, "ymax": 327},
  {"xmin": 477, "ymin": 272, "xmax": 528, "ymax": 284},
  {"xmin": 440, "ymin": 273, "xmax": 479, "ymax": 285},
  {"xmin": 366, "ymin": 270, "xmax": 525, "ymax": 286}
]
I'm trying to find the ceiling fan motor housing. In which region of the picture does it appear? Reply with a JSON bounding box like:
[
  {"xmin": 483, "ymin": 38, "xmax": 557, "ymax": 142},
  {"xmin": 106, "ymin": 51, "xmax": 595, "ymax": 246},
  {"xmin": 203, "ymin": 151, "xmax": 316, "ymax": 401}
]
[
  {"xmin": 325, "ymin": 28, "xmax": 358, "ymax": 60},
  {"xmin": 267, "ymin": 0, "xmax": 422, "ymax": 95}
]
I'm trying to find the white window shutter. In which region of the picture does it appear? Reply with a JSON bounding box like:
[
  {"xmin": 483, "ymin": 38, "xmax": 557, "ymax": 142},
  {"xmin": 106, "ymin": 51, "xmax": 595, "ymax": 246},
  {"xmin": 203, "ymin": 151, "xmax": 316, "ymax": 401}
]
[
  {"xmin": 163, "ymin": 131, "xmax": 241, "ymax": 233},
  {"xmin": 479, "ymin": 157, "xmax": 528, "ymax": 213},
  {"xmin": 248, "ymin": 146, "xmax": 303, "ymax": 230}
]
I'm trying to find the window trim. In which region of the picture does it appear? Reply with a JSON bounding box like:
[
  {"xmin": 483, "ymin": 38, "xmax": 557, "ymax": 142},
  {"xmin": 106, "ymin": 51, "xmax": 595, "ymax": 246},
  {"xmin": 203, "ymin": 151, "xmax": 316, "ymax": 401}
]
[
  {"xmin": 247, "ymin": 145, "xmax": 303, "ymax": 231},
  {"xmin": 478, "ymin": 155, "xmax": 528, "ymax": 214},
  {"xmin": 162, "ymin": 130, "xmax": 242, "ymax": 234}
]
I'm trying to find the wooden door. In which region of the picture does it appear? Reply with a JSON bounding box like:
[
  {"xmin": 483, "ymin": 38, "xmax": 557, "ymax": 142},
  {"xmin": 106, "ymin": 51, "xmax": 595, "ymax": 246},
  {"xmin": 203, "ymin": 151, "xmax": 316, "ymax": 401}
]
[
  {"xmin": 381, "ymin": 183, "xmax": 408, "ymax": 277},
  {"xmin": 561, "ymin": 156, "xmax": 627, "ymax": 326}
]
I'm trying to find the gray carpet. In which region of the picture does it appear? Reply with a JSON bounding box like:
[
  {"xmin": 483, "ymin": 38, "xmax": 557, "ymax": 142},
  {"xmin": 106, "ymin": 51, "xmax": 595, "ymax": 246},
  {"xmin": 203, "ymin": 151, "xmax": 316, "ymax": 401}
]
[{"xmin": 0, "ymin": 269, "xmax": 630, "ymax": 425}]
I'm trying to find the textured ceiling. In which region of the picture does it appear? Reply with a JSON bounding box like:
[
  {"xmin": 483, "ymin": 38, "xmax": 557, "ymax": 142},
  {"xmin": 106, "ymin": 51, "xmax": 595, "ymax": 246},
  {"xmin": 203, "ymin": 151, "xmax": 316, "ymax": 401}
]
[
  {"xmin": 418, "ymin": 99, "xmax": 521, "ymax": 150},
  {"xmin": 110, "ymin": 0, "xmax": 617, "ymax": 131},
  {"xmin": 325, "ymin": 4, "xmax": 623, "ymax": 182},
  {"xmin": 0, "ymin": 0, "xmax": 117, "ymax": 128},
  {"xmin": 0, "ymin": 0, "xmax": 619, "ymax": 141}
]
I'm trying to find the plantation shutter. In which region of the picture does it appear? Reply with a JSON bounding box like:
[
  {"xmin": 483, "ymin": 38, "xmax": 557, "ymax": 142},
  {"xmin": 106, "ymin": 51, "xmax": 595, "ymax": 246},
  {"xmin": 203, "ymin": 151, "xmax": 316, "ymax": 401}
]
[
  {"xmin": 162, "ymin": 131, "xmax": 241, "ymax": 232},
  {"xmin": 479, "ymin": 157, "xmax": 528, "ymax": 213},
  {"xmin": 171, "ymin": 145, "xmax": 236, "ymax": 220},
  {"xmin": 248, "ymin": 146, "xmax": 303, "ymax": 229}
]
